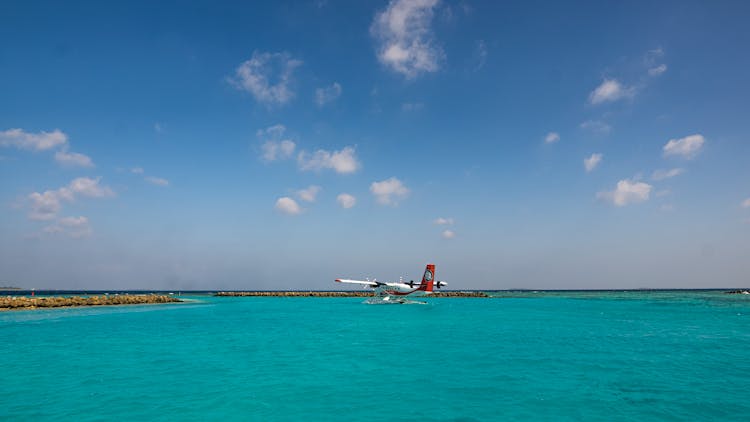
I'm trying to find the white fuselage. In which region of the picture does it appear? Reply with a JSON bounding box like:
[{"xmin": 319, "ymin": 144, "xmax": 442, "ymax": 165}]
[{"xmin": 374, "ymin": 282, "xmax": 429, "ymax": 298}]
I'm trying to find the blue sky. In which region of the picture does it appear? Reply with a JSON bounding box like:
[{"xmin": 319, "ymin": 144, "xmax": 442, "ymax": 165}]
[{"xmin": 1, "ymin": 0, "xmax": 749, "ymax": 290}]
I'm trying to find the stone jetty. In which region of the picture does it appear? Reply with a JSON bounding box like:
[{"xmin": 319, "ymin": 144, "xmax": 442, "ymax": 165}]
[
  {"xmin": 428, "ymin": 291, "xmax": 488, "ymax": 298},
  {"xmin": 215, "ymin": 291, "xmax": 488, "ymax": 298},
  {"xmin": 1, "ymin": 294, "xmax": 181, "ymax": 310},
  {"xmin": 725, "ymin": 290, "xmax": 750, "ymax": 295}
]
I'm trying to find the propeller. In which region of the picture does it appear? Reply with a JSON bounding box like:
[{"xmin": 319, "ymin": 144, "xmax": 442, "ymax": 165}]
[
  {"xmin": 435, "ymin": 281, "xmax": 446, "ymax": 289},
  {"xmin": 408, "ymin": 280, "xmax": 415, "ymax": 288}
]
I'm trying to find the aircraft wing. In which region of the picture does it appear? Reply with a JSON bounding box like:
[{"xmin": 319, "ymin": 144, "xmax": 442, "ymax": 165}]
[{"xmin": 335, "ymin": 278, "xmax": 379, "ymax": 287}]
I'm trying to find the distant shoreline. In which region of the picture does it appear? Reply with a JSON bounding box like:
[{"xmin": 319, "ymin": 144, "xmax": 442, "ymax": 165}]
[
  {"xmin": 3, "ymin": 288, "xmax": 747, "ymax": 295},
  {"xmin": 214, "ymin": 291, "xmax": 489, "ymax": 298}
]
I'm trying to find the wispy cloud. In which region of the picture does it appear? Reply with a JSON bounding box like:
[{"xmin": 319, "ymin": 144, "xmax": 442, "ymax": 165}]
[
  {"xmin": 648, "ymin": 64, "xmax": 667, "ymax": 76},
  {"xmin": 296, "ymin": 185, "xmax": 321, "ymax": 203},
  {"xmin": 401, "ymin": 102, "xmax": 424, "ymax": 112},
  {"xmin": 370, "ymin": 177, "xmax": 409, "ymax": 205},
  {"xmin": 370, "ymin": 0, "xmax": 443, "ymax": 79},
  {"xmin": 229, "ymin": 51, "xmax": 302, "ymax": 106},
  {"xmin": 472, "ymin": 39, "xmax": 487, "ymax": 71},
  {"xmin": 651, "ymin": 168, "xmax": 685, "ymax": 181},
  {"xmin": 130, "ymin": 167, "xmax": 170, "ymax": 187},
  {"xmin": 645, "ymin": 48, "xmax": 668, "ymax": 77},
  {"xmin": 433, "ymin": 217, "xmax": 454, "ymax": 225},
  {"xmin": 43, "ymin": 216, "xmax": 92, "ymax": 238},
  {"xmin": 663, "ymin": 134, "xmax": 705, "ymax": 159},
  {"xmin": 337, "ymin": 193, "xmax": 356, "ymax": 209},
  {"xmin": 315, "ymin": 82, "xmax": 342, "ymax": 106},
  {"xmin": 54, "ymin": 150, "xmax": 94, "ymax": 167},
  {"xmin": 544, "ymin": 132, "xmax": 560, "ymax": 144},
  {"xmin": 584, "ymin": 153, "xmax": 603, "ymax": 172},
  {"xmin": 742, "ymin": 198, "xmax": 750, "ymax": 209},
  {"xmin": 145, "ymin": 176, "xmax": 169, "ymax": 187},
  {"xmin": 597, "ymin": 179, "xmax": 652, "ymax": 206},
  {"xmin": 441, "ymin": 229, "xmax": 455, "ymax": 239},
  {"xmin": 580, "ymin": 120, "xmax": 611, "ymax": 134}
]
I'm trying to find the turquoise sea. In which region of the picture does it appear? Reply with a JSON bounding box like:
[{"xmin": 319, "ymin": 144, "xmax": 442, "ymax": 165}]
[{"xmin": 2, "ymin": 291, "xmax": 750, "ymax": 421}]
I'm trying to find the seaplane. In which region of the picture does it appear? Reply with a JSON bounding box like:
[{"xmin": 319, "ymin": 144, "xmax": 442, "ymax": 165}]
[{"xmin": 335, "ymin": 264, "xmax": 447, "ymax": 304}]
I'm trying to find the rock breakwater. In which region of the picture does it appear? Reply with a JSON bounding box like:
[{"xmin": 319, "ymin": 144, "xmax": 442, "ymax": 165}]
[
  {"xmin": 1, "ymin": 294, "xmax": 182, "ymax": 310},
  {"xmin": 725, "ymin": 290, "xmax": 750, "ymax": 295},
  {"xmin": 428, "ymin": 291, "xmax": 488, "ymax": 297}
]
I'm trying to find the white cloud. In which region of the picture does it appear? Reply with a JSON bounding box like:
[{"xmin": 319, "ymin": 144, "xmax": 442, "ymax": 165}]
[
  {"xmin": 257, "ymin": 125, "xmax": 296, "ymax": 161},
  {"xmin": 659, "ymin": 204, "xmax": 674, "ymax": 212},
  {"xmin": 67, "ymin": 177, "xmax": 115, "ymax": 198},
  {"xmin": 229, "ymin": 51, "xmax": 302, "ymax": 106},
  {"xmin": 441, "ymin": 229, "xmax": 455, "ymax": 239},
  {"xmin": 645, "ymin": 49, "xmax": 667, "ymax": 77},
  {"xmin": 315, "ymin": 82, "xmax": 342, "ymax": 106},
  {"xmin": 580, "ymin": 120, "xmax": 611, "ymax": 134},
  {"xmin": 275, "ymin": 197, "xmax": 302, "ymax": 215},
  {"xmin": 54, "ymin": 149, "xmax": 94, "ymax": 167},
  {"xmin": 648, "ymin": 64, "xmax": 668, "ymax": 76},
  {"xmin": 370, "ymin": 0, "xmax": 443, "ymax": 79},
  {"xmin": 651, "ymin": 168, "xmax": 685, "ymax": 181},
  {"xmin": 473, "ymin": 39, "xmax": 487, "ymax": 71},
  {"xmin": 28, "ymin": 191, "xmax": 63, "ymax": 221},
  {"xmin": 370, "ymin": 177, "xmax": 409, "ymax": 205},
  {"xmin": 401, "ymin": 102, "xmax": 424, "ymax": 112},
  {"xmin": 597, "ymin": 179, "xmax": 652, "ymax": 206},
  {"xmin": 130, "ymin": 167, "xmax": 169, "ymax": 187},
  {"xmin": 544, "ymin": 132, "xmax": 560, "ymax": 144},
  {"xmin": 256, "ymin": 124, "xmax": 287, "ymax": 139},
  {"xmin": 44, "ymin": 216, "xmax": 92, "ymax": 238},
  {"xmin": 297, "ymin": 185, "xmax": 321, "ymax": 202},
  {"xmin": 646, "ymin": 48, "xmax": 664, "ymax": 59},
  {"xmin": 27, "ymin": 177, "xmax": 114, "ymax": 220},
  {"xmin": 337, "ymin": 193, "xmax": 357, "ymax": 209},
  {"xmin": 0, "ymin": 128, "xmax": 68, "ymax": 151},
  {"xmin": 588, "ymin": 79, "xmax": 634, "ymax": 105},
  {"xmin": 145, "ymin": 176, "xmax": 170, "ymax": 187},
  {"xmin": 59, "ymin": 216, "xmax": 88, "ymax": 227},
  {"xmin": 298, "ymin": 146, "xmax": 360, "ymax": 174},
  {"xmin": 262, "ymin": 140, "xmax": 296, "ymax": 161},
  {"xmin": 663, "ymin": 134, "xmax": 705, "ymax": 159},
  {"xmin": 742, "ymin": 198, "xmax": 750, "ymax": 208},
  {"xmin": 1, "ymin": 128, "xmax": 95, "ymax": 169},
  {"xmin": 584, "ymin": 153, "xmax": 603, "ymax": 172},
  {"xmin": 433, "ymin": 217, "xmax": 454, "ymax": 225}
]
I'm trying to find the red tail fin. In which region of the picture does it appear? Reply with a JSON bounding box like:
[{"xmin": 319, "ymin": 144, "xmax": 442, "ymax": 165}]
[{"xmin": 419, "ymin": 264, "xmax": 435, "ymax": 292}]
